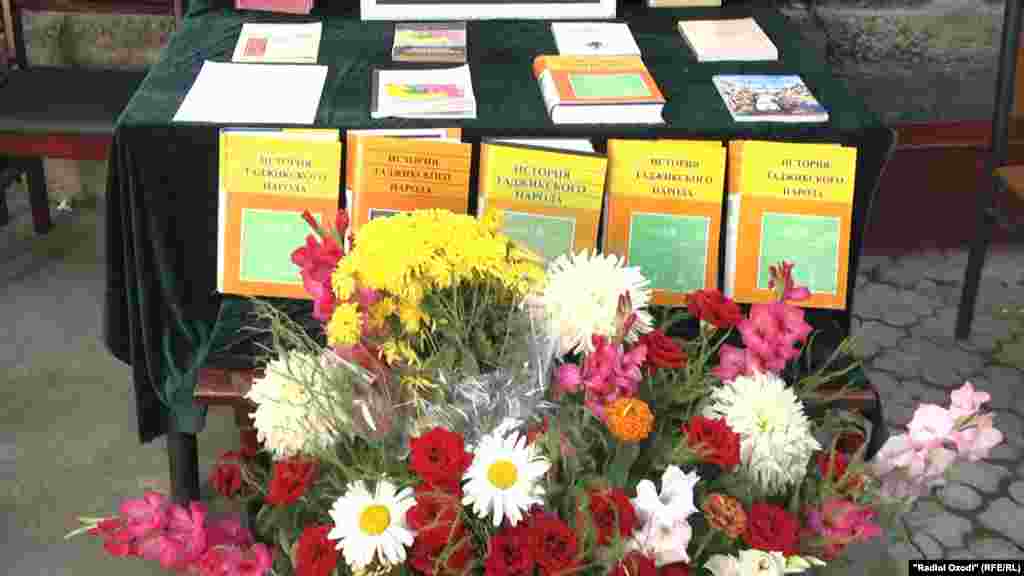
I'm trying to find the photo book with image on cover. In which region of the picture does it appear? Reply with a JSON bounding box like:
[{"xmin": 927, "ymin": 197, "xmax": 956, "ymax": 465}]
[
  {"xmin": 392, "ymin": 22, "xmax": 467, "ymax": 63},
  {"xmin": 712, "ymin": 74, "xmax": 828, "ymax": 123}
]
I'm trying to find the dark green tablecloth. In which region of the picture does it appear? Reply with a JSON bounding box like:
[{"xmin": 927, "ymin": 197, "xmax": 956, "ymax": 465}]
[{"xmin": 103, "ymin": 2, "xmax": 895, "ymax": 442}]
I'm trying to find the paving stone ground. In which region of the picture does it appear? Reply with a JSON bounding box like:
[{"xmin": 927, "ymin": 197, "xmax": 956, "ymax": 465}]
[{"xmin": 842, "ymin": 246, "xmax": 1024, "ymax": 570}]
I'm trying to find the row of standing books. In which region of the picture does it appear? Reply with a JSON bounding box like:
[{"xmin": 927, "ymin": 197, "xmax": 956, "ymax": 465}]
[{"xmin": 217, "ymin": 129, "xmax": 857, "ymax": 311}]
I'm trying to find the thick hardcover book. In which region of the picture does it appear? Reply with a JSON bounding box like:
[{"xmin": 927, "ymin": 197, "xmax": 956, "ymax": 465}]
[
  {"xmin": 604, "ymin": 139, "xmax": 726, "ymax": 305},
  {"xmin": 217, "ymin": 129, "xmax": 342, "ymax": 298},
  {"xmin": 724, "ymin": 140, "xmax": 857, "ymax": 310},
  {"xmin": 713, "ymin": 75, "xmax": 828, "ymax": 123},
  {"xmin": 392, "ymin": 22, "xmax": 467, "ymax": 63},
  {"xmin": 345, "ymin": 133, "xmax": 471, "ymax": 233},
  {"xmin": 478, "ymin": 141, "xmax": 608, "ymax": 261},
  {"xmin": 532, "ymin": 55, "xmax": 666, "ymax": 125}
]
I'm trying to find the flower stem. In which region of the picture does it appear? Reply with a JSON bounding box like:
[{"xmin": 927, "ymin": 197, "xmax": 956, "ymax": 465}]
[{"xmin": 691, "ymin": 528, "xmax": 716, "ymax": 562}]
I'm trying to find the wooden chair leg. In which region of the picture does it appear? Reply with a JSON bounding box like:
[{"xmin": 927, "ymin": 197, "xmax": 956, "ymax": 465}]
[
  {"xmin": 957, "ymin": 204, "xmax": 995, "ymax": 341},
  {"xmin": 232, "ymin": 404, "xmax": 260, "ymax": 455},
  {"xmin": 23, "ymin": 158, "xmax": 51, "ymax": 234}
]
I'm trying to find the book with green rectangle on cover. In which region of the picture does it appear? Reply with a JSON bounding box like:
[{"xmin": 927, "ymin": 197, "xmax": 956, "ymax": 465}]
[
  {"xmin": 757, "ymin": 212, "xmax": 840, "ymax": 294},
  {"xmin": 569, "ymin": 73, "xmax": 651, "ymax": 99},
  {"xmin": 501, "ymin": 211, "xmax": 576, "ymax": 262},
  {"xmin": 629, "ymin": 213, "xmax": 710, "ymax": 294}
]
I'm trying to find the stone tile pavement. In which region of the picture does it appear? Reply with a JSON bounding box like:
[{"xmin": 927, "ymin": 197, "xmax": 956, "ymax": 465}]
[{"xmin": 849, "ymin": 247, "xmax": 1024, "ymax": 565}]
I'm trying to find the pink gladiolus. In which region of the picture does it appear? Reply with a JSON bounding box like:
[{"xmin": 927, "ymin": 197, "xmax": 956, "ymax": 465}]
[
  {"xmin": 950, "ymin": 413, "xmax": 1004, "ymax": 461},
  {"xmin": 804, "ymin": 499, "xmax": 882, "ymax": 560},
  {"xmin": 163, "ymin": 502, "xmax": 208, "ymax": 568},
  {"xmin": 556, "ymin": 363, "xmax": 583, "ymax": 393},
  {"xmin": 119, "ymin": 492, "xmax": 170, "ymax": 538},
  {"xmin": 575, "ymin": 336, "xmax": 646, "ymax": 419},
  {"xmin": 949, "ymin": 381, "xmax": 992, "ymax": 420},
  {"xmin": 291, "ymin": 234, "xmax": 345, "ymax": 322},
  {"xmin": 206, "ymin": 516, "xmax": 253, "ymax": 549},
  {"xmin": 906, "ymin": 404, "xmax": 956, "ymax": 450},
  {"xmin": 713, "ymin": 344, "xmax": 765, "ymax": 382},
  {"xmin": 768, "ymin": 261, "xmax": 812, "ymax": 303},
  {"xmin": 871, "ymin": 434, "xmax": 957, "ymax": 500}
]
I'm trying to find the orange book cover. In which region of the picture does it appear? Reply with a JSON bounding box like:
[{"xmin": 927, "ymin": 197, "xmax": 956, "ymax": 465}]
[
  {"xmin": 217, "ymin": 129, "xmax": 342, "ymax": 299},
  {"xmin": 532, "ymin": 55, "xmax": 666, "ymax": 106},
  {"xmin": 604, "ymin": 139, "xmax": 726, "ymax": 305},
  {"xmin": 725, "ymin": 140, "xmax": 857, "ymax": 310},
  {"xmin": 345, "ymin": 132, "xmax": 470, "ymax": 232}
]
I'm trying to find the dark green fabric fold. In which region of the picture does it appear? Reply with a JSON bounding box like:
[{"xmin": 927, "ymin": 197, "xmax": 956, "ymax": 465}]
[{"xmin": 104, "ymin": 3, "xmax": 893, "ymax": 443}]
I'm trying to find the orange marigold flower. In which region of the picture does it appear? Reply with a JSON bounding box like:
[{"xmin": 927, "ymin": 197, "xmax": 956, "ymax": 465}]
[
  {"xmin": 605, "ymin": 398, "xmax": 654, "ymax": 443},
  {"xmin": 702, "ymin": 493, "xmax": 747, "ymax": 539}
]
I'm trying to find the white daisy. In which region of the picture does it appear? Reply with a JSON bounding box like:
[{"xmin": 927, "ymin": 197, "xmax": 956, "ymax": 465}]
[
  {"xmin": 462, "ymin": 427, "xmax": 550, "ymax": 527},
  {"xmin": 245, "ymin": 352, "xmax": 338, "ymax": 458},
  {"xmin": 704, "ymin": 371, "xmax": 821, "ymax": 495},
  {"xmin": 327, "ymin": 479, "xmax": 416, "ymax": 570},
  {"xmin": 538, "ymin": 250, "xmax": 653, "ymax": 356}
]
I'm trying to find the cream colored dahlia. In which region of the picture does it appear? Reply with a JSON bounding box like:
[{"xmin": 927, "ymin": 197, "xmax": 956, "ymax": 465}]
[
  {"xmin": 704, "ymin": 371, "xmax": 820, "ymax": 495},
  {"xmin": 539, "ymin": 250, "xmax": 653, "ymax": 356},
  {"xmin": 245, "ymin": 352, "xmax": 338, "ymax": 458}
]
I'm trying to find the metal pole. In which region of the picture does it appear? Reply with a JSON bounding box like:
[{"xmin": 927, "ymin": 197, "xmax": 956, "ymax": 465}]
[{"xmin": 957, "ymin": 0, "xmax": 1022, "ymax": 340}]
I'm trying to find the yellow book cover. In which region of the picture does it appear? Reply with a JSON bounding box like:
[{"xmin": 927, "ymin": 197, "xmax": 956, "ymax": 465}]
[
  {"xmin": 604, "ymin": 139, "xmax": 726, "ymax": 305},
  {"xmin": 724, "ymin": 140, "xmax": 857, "ymax": 310},
  {"xmin": 217, "ymin": 129, "xmax": 342, "ymax": 299},
  {"xmin": 478, "ymin": 141, "xmax": 608, "ymax": 261},
  {"xmin": 345, "ymin": 132, "xmax": 470, "ymax": 232}
]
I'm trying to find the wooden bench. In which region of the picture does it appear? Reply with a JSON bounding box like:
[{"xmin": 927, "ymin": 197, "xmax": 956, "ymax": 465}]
[
  {"xmin": 0, "ymin": 0, "xmax": 177, "ymax": 233},
  {"xmin": 194, "ymin": 367, "xmax": 261, "ymax": 456}
]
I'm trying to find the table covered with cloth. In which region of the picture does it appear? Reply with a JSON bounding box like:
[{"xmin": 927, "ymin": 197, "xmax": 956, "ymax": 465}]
[{"xmin": 102, "ymin": 0, "xmax": 896, "ymax": 445}]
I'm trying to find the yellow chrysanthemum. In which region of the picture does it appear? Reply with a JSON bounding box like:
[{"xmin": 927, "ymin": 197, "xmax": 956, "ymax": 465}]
[
  {"xmin": 327, "ymin": 302, "xmax": 362, "ymax": 347},
  {"xmin": 480, "ymin": 207, "xmax": 504, "ymax": 233},
  {"xmin": 398, "ymin": 303, "xmax": 425, "ymax": 334},
  {"xmin": 401, "ymin": 375, "xmax": 436, "ymax": 394},
  {"xmin": 334, "ymin": 273, "xmax": 357, "ymax": 301},
  {"xmin": 368, "ymin": 298, "xmax": 397, "ymax": 330}
]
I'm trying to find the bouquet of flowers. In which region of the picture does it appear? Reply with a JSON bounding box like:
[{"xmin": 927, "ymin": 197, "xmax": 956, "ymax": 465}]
[{"xmin": 71, "ymin": 208, "xmax": 1006, "ymax": 576}]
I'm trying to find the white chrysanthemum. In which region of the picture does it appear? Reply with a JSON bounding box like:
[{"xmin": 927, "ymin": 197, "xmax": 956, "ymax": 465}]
[
  {"xmin": 327, "ymin": 479, "xmax": 416, "ymax": 570},
  {"xmin": 539, "ymin": 250, "xmax": 653, "ymax": 355},
  {"xmin": 245, "ymin": 352, "xmax": 337, "ymax": 458},
  {"xmin": 462, "ymin": 427, "xmax": 550, "ymax": 527},
  {"xmin": 704, "ymin": 371, "xmax": 821, "ymax": 495}
]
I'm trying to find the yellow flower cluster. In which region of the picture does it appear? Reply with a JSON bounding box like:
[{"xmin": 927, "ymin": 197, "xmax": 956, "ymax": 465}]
[{"xmin": 326, "ymin": 209, "xmax": 545, "ymax": 348}]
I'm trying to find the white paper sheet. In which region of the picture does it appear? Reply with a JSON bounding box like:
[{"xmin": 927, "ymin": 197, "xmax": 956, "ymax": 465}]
[{"xmin": 173, "ymin": 61, "xmax": 328, "ymax": 124}]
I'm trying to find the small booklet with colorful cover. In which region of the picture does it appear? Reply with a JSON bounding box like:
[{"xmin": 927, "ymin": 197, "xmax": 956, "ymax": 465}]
[
  {"xmin": 678, "ymin": 18, "xmax": 778, "ymax": 62},
  {"xmin": 345, "ymin": 132, "xmax": 471, "ymax": 233},
  {"xmin": 550, "ymin": 22, "xmax": 641, "ymax": 56},
  {"xmin": 724, "ymin": 140, "xmax": 857, "ymax": 310},
  {"xmin": 217, "ymin": 128, "xmax": 342, "ymax": 298},
  {"xmin": 533, "ymin": 55, "xmax": 665, "ymax": 124},
  {"xmin": 392, "ymin": 22, "xmax": 467, "ymax": 63},
  {"xmin": 478, "ymin": 140, "xmax": 607, "ymax": 261},
  {"xmin": 371, "ymin": 65, "xmax": 476, "ymax": 119},
  {"xmin": 713, "ymin": 75, "xmax": 828, "ymax": 123},
  {"xmin": 604, "ymin": 139, "xmax": 727, "ymax": 305},
  {"xmin": 235, "ymin": 0, "xmax": 311, "ymax": 15},
  {"xmin": 232, "ymin": 22, "xmax": 322, "ymax": 64}
]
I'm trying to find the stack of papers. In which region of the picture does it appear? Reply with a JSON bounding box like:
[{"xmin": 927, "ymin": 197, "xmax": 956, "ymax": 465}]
[
  {"xmin": 677, "ymin": 18, "xmax": 778, "ymax": 62},
  {"xmin": 232, "ymin": 23, "xmax": 322, "ymax": 64},
  {"xmin": 550, "ymin": 22, "xmax": 641, "ymax": 56},
  {"xmin": 235, "ymin": 0, "xmax": 312, "ymax": 15},
  {"xmin": 371, "ymin": 65, "xmax": 476, "ymax": 119},
  {"xmin": 173, "ymin": 61, "xmax": 328, "ymax": 124}
]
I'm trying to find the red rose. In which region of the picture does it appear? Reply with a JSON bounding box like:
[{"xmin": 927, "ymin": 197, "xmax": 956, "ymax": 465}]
[
  {"xmin": 210, "ymin": 452, "xmax": 244, "ymax": 498},
  {"xmin": 611, "ymin": 552, "xmax": 657, "ymax": 576},
  {"xmin": 687, "ymin": 290, "xmax": 744, "ymax": 330},
  {"xmin": 682, "ymin": 416, "xmax": 741, "ymax": 471},
  {"xmin": 744, "ymin": 503, "xmax": 800, "ymax": 555},
  {"xmin": 265, "ymin": 458, "xmax": 318, "ymax": 506},
  {"xmin": 409, "ymin": 428, "xmax": 474, "ymax": 493},
  {"xmin": 529, "ymin": 514, "xmax": 579, "ymax": 576},
  {"xmin": 295, "ymin": 525, "xmax": 339, "ymax": 576},
  {"xmin": 407, "ymin": 484, "xmax": 464, "ymax": 550},
  {"xmin": 637, "ymin": 329, "xmax": 687, "ymax": 373},
  {"xmin": 658, "ymin": 563, "xmax": 691, "ymax": 576},
  {"xmin": 485, "ymin": 524, "xmax": 534, "ymax": 576},
  {"xmin": 584, "ymin": 488, "xmax": 638, "ymax": 546}
]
